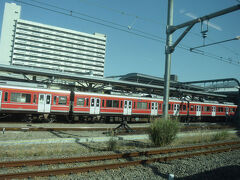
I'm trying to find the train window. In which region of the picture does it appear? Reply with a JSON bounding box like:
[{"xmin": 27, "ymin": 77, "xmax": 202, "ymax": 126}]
[
  {"xmin": 10, "ymin": 93, "xmax": 31, "ymax": 103},
  {"xmin": 137, "ymin": 102, "xmax": 147, "ymax": 109},
  {"xmin": 106, "ymin": 100, "xmax": 119, "ymax": 108},
  {"xmin": 96, "ymin": 99, "xmax": 100, "ymax": 107},
  {"xmin": 168, "ymin": 104, "xmax": 171, "ymax": 110},
  {"xmin": 148, "ymin": 103, "xmax": 150, "ymax": 109},
  {"xmin": 102, "ymin": 100, "xmax": 105, "ymax": 107},
  {"xmin": 91, "ymin": 99, "xmax": 94, "ymax": 106},
  {"xmin": 33, "ymin": 94, "xmax": 37, "ymax": 104},
  {"xmin": 217, "ymin": 107, "xmax": 224, "ymax": 112},
  {"xmin": 120, "ymin": 101, "xmax": 123, "ymax": 108},
  {"xmin": 77, "ymin": 98, "xmax": 85, "ymax": 106},
  {"xmin": 46, "ymin": 95, "xmax": 51, "ymax": 104},
  {"xmin": 204, "ymin": 106, "xmax": 210, "ymax": 112},
  {"xmin": 58, "ymin": 96, "xmax": 67, "ymax": 105},
  {"xmin": 4, "ymin": 92, "xmax": 8, "ymax": 102},
  {"xmin": 190, "ymin": 105, "xmax": 194, "ymax": 111},
  {"xmin": 86, "ymin": 98, "xmax": 89, "ymax": 106},
  {"xmin": 113, "ymin": 100, "xmax": 119, "ymax": 108},
  {"xmin": 134, "ymin": 102, "xmax": 136, "ymax": 109},
  {"xmin": 53, "ymin": 96, "xmax": 57, "ymax": 105},
  {"xmin": 183, "ymin": 105, "xmax": 186, "ymax": 111},
  {"xmin": 159, "ymin": 103, "xmax": 161, "ymax": 110},
  {"xmin": 39, "ymin": 95, "xmax": 44, "ymax": 102},
  {"xmin": 106, "ymin": 100, "xmax": 112, "ymax": 107}
]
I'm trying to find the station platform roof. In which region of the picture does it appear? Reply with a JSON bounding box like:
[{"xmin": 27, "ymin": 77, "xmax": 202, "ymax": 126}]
[{"xmin": 0, "ymin": 64, "xmax": 233, "ymax": 101}]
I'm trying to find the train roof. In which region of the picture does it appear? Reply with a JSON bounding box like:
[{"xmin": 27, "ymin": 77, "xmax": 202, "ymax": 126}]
[
  {"xmin": 74, "ymin": 91, "xmax": 237, "ymax": 106},
  {"xmin": 0, "ymin": 85, "xmax": 70, "ymax": 93}
]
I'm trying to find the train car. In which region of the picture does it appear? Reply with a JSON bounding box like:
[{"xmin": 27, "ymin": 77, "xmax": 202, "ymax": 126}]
[
  {"xmin": 186, "ymin": 101, "xmax": 237, "ymax": 121},
  {"xmin": 72, "ymin": 92, "xmax": 163, "ymax": 121},
  {"xmin": 0, "ymin": 84, "xmax": 237, "ymax": 122},
  {"xmin": 0, "ymin": 85, "xmax": 71, "ymax": 122}
]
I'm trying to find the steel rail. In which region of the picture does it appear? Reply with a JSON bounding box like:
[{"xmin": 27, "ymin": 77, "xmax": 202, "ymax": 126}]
[
  {"xmin": 0, "ymin": 141, "xmax": 239, "ymax": 168},
  {"xmin": 0, "ymin": 144, "xmax": 239, "ymax": 179},
  {"xmin": 0, "ymin": 125, "xmax": 232, "ymax": 132}
]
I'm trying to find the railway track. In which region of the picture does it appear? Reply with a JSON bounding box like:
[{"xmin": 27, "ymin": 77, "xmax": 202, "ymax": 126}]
[
  {"xmin": 0, "ymin": 141, "xmax": 239, "ymax": 179},
  {"xmin": 0, "ymin": 124, "xmax": 233, "ymax": 133}
]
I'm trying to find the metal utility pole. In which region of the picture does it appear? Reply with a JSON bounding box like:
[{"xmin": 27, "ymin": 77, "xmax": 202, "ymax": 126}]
[
  {"xmin": 163, "ymin": 0, "xmax": 173, "ymax": 119},
  {"xmin": 162, "ymin": 1, "xmax": 240, "ymax": 120}
]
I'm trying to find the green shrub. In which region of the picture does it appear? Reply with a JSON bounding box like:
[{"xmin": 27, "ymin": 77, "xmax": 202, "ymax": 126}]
[
  {"xmin": 211, "ymin": 131, "xmax": 230, "ymax": 141},
  {"xmin": 148, "ymin": 118, "xmax": 180, "ymax": 146},
  {"xmin": 107, "ymin": 137, "xmax": 118, "ymax": 151}
]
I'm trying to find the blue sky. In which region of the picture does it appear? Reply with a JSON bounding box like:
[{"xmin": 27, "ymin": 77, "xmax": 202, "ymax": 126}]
[{"xmin": 0, "ymin": 0, "xmax": 239, "ymax": 82}]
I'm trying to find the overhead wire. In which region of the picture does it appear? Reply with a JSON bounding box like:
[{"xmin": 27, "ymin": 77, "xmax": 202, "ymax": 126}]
[
  {"xmin": 14, "ymin": 0, "xmax": 165, "ymax": 43},
  {"xmin": 14, "ymin": 0, "xmax": 240, "ymax": 67},
  {"xmin": 77, "ymin": 0, "xmax": 163, "ymax": 26}
]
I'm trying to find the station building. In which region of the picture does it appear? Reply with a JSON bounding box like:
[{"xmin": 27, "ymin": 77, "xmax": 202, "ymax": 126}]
[{"xmin": 0, "ymin": 3, "xmax": 106, "ymax": 77}]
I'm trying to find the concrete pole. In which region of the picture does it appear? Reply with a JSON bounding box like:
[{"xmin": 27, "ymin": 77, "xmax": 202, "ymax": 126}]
[{"xmin": 163, "ymin": 0, "xmax": 174, "ymax": 120}]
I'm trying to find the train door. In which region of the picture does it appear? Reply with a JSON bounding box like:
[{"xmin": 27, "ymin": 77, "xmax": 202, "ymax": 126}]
[
  {"xmin": 196, "ymin": 105, "xmax": 201, "ymax": 116},
  {"xmin": 90, "ymin": 98, "xmax": 100, "ymax": 115},
  {"xmin": 151, "ymin": 102, "xmax": 158, "ymax": 116},
  {"xmin": 38, "ymin": 94, "xmax": 52, "ymax": 113},
  {"xmin": 212, "ymin": 106, "xmax": 216, "ymax": 116},
  {"xmin": 173, "ymin": 104, "xmax": 180, "ymax": 116},
  {"xmin": 0, "ymin": 91, "xmax": 2, "ymax": 110},
  {"xmin": 123, "ymin": 100, "xmax": 132, "ymax": 115}
]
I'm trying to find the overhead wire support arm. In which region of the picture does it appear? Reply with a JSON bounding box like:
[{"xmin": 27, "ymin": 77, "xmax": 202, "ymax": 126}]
[
  {"xmin": 167, "ymin": 23, "xmax": 195, "ymax": 53},
  {"xmin": 190, "ymin": 36, "xmax": 240, "ymax": 51},
  {"xmin": 163, "ymin": 2, "xmax": 240, "ymax": 120},
  {"xmin": 171, "ymin": 4, "xmax": 240, "ymax": 32}
]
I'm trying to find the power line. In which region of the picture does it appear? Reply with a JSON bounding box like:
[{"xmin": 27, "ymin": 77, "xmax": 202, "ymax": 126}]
[
  {"xmin": 191, "ymin": 32, "xmax": 240, "ymax": 57},
  {"xmin": 14, "ymin": 0, "xmax": 240, "ymax": 67},
  {"xmin": 15, "ymin": 0, "xmax": 165, "ymax": 42},
  {"xmin": 28, "ymin": 0, "xmax": 166, "ymax": 43},
  {"xmin": 77, "ymin": 0, "xmax": 163, "ymax": 26}
]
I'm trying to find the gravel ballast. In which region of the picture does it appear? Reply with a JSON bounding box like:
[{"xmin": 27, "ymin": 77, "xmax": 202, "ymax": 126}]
[
  {"xmin": 55, "ymin": 149, "xmax": 240, "ymax": 180},
  {"xmin": 0, "ymin": 122, "xmax": 239, "ymax": 179}
]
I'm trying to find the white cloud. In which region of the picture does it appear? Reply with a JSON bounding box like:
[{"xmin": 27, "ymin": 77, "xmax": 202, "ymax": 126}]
[{"xmin": 180, "ymin": 11, "xmax": 222, "ymax": 31}]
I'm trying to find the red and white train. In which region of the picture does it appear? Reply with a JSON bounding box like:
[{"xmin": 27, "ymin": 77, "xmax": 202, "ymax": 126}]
[{"xmin": 0, "ymin": 85, "xmax": 237, "ymax": 122}]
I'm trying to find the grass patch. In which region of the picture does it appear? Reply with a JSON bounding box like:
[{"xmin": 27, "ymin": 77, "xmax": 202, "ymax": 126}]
[
  {"xmin": 211, "ymin": 130, "xmax": 230, "ymax": 141},
  {"xmin": 0, "ymin": 143, "xmax": 91, "ymax": 159},
  {"xmin": 172, "ymin": 130, "xmax": 237, "ymax": 146}
]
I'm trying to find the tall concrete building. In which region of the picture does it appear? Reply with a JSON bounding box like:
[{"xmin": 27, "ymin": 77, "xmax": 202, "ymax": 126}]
[{"xmin": 0, "ymin": 3, "xmax": 106, "ymax": 77}]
